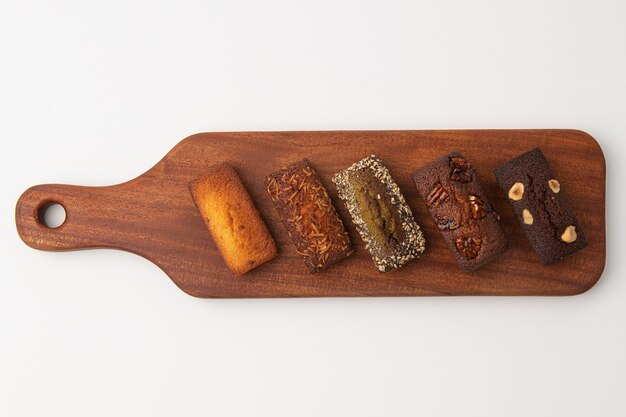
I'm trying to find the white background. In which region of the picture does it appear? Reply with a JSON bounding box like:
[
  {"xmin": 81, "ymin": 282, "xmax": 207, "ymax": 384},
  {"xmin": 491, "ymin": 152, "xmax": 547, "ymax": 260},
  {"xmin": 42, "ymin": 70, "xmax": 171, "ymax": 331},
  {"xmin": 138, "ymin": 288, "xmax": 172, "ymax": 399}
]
[{"xmin": 1, "ymin": 1, "xmax": 624, "ymax": 416}]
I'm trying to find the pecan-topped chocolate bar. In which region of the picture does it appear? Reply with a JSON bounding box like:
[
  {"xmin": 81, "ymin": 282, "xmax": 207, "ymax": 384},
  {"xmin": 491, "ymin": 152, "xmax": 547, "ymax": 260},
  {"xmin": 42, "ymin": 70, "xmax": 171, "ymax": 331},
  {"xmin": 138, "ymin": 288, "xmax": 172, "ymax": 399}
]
[
  {"xmin": 413, "ymin": 151, "xmax": 507, "ymax": 272},
  {"xmin": 494, "ymin": 148, "xmax": 587, "ymax": 265}
]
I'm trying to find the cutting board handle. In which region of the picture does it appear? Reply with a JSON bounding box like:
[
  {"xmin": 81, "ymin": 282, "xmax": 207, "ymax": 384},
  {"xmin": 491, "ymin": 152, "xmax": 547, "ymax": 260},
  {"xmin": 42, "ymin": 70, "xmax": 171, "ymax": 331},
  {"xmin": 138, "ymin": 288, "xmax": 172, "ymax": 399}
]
[{"xmin": 15, "ymin": 183, "xmax": 122, "ymax": 251}]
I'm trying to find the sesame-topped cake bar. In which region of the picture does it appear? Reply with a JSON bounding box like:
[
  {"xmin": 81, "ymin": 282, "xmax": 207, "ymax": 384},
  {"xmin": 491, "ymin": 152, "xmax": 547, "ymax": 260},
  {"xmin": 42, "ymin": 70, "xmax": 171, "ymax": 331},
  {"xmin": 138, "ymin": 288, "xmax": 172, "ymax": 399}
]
[
  {"xmin": 332, "ymin": 155, "xmax": 426, "ymax": 273},
  {"xmin": 265, "ymin": 159, "xmax": 353, "ymax": 273}
]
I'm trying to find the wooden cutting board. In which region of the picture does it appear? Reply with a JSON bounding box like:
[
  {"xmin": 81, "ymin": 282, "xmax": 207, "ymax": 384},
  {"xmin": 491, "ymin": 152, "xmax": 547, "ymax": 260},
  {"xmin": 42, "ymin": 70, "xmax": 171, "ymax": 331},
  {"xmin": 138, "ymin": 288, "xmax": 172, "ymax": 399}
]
[{"xmin": 15, "ymin": 130, "xmax": 606, "ymax": 298}]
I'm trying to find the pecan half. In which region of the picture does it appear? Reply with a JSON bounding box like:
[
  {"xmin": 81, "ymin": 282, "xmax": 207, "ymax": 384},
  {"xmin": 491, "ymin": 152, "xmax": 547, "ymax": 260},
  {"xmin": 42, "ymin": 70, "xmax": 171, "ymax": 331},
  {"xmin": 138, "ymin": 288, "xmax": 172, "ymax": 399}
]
[
  {"xmin": 455, "ymin": 235, "xmax": 482, "ymax": 259},
  {"xmin": 449, "ymin": 156, "xmax": 473, "ymax": 183},
  {"xmin": 426, "ymin": 182, "xmax": 448, "ymax": 207}
]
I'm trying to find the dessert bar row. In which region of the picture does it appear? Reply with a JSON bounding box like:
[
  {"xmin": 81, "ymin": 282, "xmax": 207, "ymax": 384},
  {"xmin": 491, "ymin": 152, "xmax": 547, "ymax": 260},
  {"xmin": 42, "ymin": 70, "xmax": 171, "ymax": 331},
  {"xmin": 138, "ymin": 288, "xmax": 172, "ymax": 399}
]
[{"xmin": 189, "ymin": 148, "xmax": 587, "ymax": 275}]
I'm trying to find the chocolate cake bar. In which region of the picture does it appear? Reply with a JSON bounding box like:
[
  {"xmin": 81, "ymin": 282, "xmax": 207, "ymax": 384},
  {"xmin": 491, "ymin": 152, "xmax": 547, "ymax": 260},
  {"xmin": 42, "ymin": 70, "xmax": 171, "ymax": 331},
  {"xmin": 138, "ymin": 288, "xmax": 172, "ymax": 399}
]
[
  {"xmin": 333, "ymin": 155, "xmax": 426, "ymax": 273},
  {"xmin": 413, "ymin": 151, "xmax": 507, "ymax": 272},
  {"xmin": 494, "ymin": 148, "xmax": 587, "ymax": 265},
  {"xmin": 265, "ymin": 159, "xmax": 353, "ymax": 273}
]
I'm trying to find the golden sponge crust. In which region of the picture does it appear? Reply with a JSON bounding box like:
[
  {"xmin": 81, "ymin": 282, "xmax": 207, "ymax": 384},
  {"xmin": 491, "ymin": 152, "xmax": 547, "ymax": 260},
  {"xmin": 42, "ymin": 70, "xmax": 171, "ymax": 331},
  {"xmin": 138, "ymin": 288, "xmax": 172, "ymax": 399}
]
[{"xmin": 189, "ymin": 163, "xmax": 277, "ymax": 274}]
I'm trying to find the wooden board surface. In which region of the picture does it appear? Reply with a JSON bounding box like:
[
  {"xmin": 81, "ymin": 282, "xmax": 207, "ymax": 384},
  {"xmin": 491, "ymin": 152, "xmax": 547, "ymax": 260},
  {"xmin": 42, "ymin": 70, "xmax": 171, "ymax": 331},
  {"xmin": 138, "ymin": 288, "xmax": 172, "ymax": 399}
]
[{"xmin": 15, "ymin": 130, "xmax": 606, "ymax": 298}]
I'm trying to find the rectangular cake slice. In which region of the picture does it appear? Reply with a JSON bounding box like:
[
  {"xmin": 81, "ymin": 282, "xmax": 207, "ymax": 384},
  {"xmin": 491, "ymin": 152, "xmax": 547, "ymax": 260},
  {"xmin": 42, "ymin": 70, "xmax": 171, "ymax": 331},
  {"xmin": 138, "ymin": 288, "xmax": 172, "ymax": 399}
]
[
  {"xmin": 494, "ymin": 148, "xmax": 588, "ymax": 265},
  {"xmin": 265, "ymin": 159, "xmax": 353, "ymax": 273},
  {"xmin": 413, "ymin": 151, "xmax": 507, "ymax": 272},
  {"xmin": 333, "ymin": 155, "xmax": 426, "ymax": 273},
  {"xmin": 189, "ymin": 163, "xmax": 277, "ymax": 275}
]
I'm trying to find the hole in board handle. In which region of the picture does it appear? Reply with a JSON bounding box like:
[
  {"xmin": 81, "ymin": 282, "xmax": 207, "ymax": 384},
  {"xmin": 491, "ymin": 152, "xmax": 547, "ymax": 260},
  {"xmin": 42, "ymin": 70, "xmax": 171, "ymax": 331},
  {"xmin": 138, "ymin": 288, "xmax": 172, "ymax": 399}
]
[{"xmin": 37, "ymin": 202, "xmax": 66, "ymax": 229}]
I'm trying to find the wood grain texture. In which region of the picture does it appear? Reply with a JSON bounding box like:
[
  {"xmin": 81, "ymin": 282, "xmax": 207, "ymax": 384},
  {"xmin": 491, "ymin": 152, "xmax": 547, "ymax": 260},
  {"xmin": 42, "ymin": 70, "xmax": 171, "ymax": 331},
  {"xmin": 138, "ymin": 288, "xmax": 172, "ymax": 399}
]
[{"xmin": 15, "ymin": 130, "xmax": 606, "ymax": 298}]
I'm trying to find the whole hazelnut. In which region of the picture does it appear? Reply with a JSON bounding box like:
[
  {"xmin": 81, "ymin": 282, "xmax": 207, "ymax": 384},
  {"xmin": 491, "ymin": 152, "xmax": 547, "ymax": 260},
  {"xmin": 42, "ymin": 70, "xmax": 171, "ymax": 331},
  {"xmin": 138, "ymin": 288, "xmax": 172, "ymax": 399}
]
[
  {"xmin": 561, "ymin": 225, "xmax": 577, "ymax": 243},
  {"xmin": 508, "ymin": 182, "xmax": 524, "ymax": 201},
  {"xmin": 522, "ymin": 209, "xmax": 534, "ymax": 225},
  {"xmin": 549, "ymin": 179, "xmax": 560, "ymax": 193}
]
